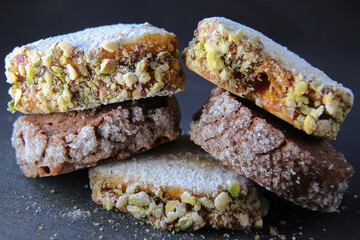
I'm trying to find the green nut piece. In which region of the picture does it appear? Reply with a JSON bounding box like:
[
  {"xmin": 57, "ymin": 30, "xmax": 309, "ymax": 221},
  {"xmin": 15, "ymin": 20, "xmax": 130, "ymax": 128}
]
[
  {"xmin": 126, "ymin": 205, "xmax": 147, "ymax": 219},
  {"xmin": 199, "ymin": 197, "xmax": 214, "ymax": 209},
  {"xmin": 175, "ymin": 216, "xmax": 193, "ymax": 231},
  {"xmin": 115, "ymin": 196, "xmax": 127, "ymax": 209},
  {"xmin": 8, "ymin": 101, "xmax": 16, "ymax": 113},
  {"xmin": 239, "ymin": 189, "xmax": 248, "ymax": 198},
  {"xmin": 181, "ymin": 192, "xmax": 197, "ymax": 206},
  {"xmin": 227, "ymin": 180, "xmax": 240, "ymax": 197},
  {"xmin": 128, "ymin": 192, "xmax": 150, "ymax": 207},
  {"xmin": 253, "ymin": 219, "xmax": 263, "ymax": 228},
  {"xmin": 214, "ymin": 192, "xmax": 231, "ymax": 211},
  {"xmin": 100, "ymin": 59, "xmax": 117, "ymax": 73}
]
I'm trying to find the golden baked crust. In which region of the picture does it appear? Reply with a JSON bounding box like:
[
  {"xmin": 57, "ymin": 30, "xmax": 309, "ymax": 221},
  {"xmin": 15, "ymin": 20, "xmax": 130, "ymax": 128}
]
[
  {"xmin": 89, "ymin": 136, "xmax": 268, "ymax": 231},
  {"xmin": 182, "ymin": 17, "xmax": 353, "ymax": 140},
  {"xmin": 6, "ymin": 23, "xmax": 185, "ymax": 114}
]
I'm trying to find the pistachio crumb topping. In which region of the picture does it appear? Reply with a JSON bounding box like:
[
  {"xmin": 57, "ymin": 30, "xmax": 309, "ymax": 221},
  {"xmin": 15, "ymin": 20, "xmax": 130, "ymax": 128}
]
[
  {"xmin": 214, "ymin": 192, "xmax": 231, "ymax": 211},
  {"xmin": 180, "ymin": 192, "xmax": 198, "ymax": 205},
  {"xmin": 226, "ymin": 180, "xmax": 240, "ymax": 197},
  {"xmin": 183, "ymin": 18, "xmax": 353, "ymax": 139}
]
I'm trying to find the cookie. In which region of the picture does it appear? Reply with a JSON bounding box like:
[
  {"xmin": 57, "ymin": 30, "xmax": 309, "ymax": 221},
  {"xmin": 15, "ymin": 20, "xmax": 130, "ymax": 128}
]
[
  {"xmin": 6, "ymin": 23, "xmax": 185, "ymax": 114},
  {"xmin": 183, "ymin": 17, "xmax": 353, "ymax": 139},
  {"xmin": 12, "ymin": 96, "xmax": 181, "ymax": 177},
  {"xmin": 190, "ymin": 87, "xmax": 353, "ymax": 212},
  {"xmin": 89, "ymin": 136, "xmax": 268, "ymax": 231}
]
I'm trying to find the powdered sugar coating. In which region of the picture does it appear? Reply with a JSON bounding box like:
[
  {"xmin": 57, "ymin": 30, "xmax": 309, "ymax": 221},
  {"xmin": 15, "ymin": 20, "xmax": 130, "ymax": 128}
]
[
  {"xmin": 91, "ymin": 136, "xmax": 252, "ymax": 197},
  {"xmin": 203, "ymin": 17, "xmax": 345, "ymax": 88},
  {"xmin": 22, "ymin": 23, "xmax": 173, "ymax": 53}
]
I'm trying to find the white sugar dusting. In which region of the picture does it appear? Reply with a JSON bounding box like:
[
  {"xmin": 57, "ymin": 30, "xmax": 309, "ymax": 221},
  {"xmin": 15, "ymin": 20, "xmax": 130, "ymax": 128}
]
[
  {"xmin": 92, "ymin": 136, "xmax": 250, "ymax": 196},
  {"xmin": 24, "ymin": 22, "xmax": 173, "ymax": 52},
  {"xmin": 204, "ymin": 17, "xmax": 345, "ymax": 88}
]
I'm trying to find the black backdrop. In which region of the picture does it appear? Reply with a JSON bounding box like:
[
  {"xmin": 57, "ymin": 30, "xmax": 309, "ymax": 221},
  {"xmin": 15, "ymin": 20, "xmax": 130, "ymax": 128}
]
[{"xmin": 1, "ymin": 1, "xmax": 359, "ymax": 239}]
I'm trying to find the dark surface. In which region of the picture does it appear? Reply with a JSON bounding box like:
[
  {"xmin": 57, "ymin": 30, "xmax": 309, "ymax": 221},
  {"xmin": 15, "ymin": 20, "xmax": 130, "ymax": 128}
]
[{"xmin": 1, "ymin": 1, "xmax": 359, "ymax": 239}]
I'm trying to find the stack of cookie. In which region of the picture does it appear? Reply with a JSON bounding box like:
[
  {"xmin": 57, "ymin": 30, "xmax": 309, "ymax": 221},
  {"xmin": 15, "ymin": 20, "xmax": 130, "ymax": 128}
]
[
  {"xmin": 5, "ymin": 22, "xmax": 271, "ymax": 232},
  {"xmin": 5, "ymin": 17, "xmax": 355, "ymax": 233},
  {"xmin": 182, "ymin": 17, "xmax": 354, "ymax": 212},
  {"xmin": 6, "ymin": 23, "xmax": 185, "ymax": 177}
]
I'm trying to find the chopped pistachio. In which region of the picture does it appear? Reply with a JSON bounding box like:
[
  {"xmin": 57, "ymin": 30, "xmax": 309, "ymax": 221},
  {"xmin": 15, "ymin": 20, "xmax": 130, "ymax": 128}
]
[
  {"xmin": 194, "ymin": 202, "xmax": 202, "ymax": 211},
  {"xmin": 66, "ymin": 64, "xmax": 78, "ymax": 81},
  {"xmin": 59, "ymin": 42, "xmax": 74, "ymax": 57},
  {"xmin": 136, "ymin": 59, "xmax": 148, "ymax": 73},
  {"xmin": 226, "ymin": 180, "xmax": 240, "ymax": 197},
  {"xmin": 126, "ymin": 205, "xmax": 147, "ymax": 219},
  {"xmin": 253, "ymin": 219, "xmax": 263, "ymax": 228},
  {"xmin": 26, "ymin": 64, "xmax": 40, "ymax": 84},
  {"xmin": 59, "ymin": 56, "xmax": 69, "ymax": 65},
  {"xmin": 294, "ymin": 81, "xmax": 308, "ymax": 96},
  {"xmin": 165, "ymin": 200, "xmax": 180, "ymax": 216},
  {"xmin": 123, "ymin": 73, "xmax": 137, "ymax": 88},
  {"xmin": 41, "ymin": 54, "xmax": 53, "ymax": 68},
  {"xmin": 154, "ymin": 70, "xmax": 162, "ymax": 82},
  {"xmin": 214, "ymin": 192, "xmax": 231, "ymax": 211},
  {"xmin": 100, "ymin": 59, "xmax": 117, "ymax": 73},
  {"xmin": 104, "ymin": 197, "xmax": 114, "ymax": 210},
  {"xmin": 115, "ymin": 196, "xmax": 128, "ymax": 209},
  {"xmin": 206, "ymin": 52, "xmax": 224, "ymax": 72},
  {"xmin": 14, "ymin": 89, "xmax": 22, "ymax": 107},
  {"xmin": 8, "ymin": 101, "xmax": 15, "ymax": 113},
  {"xmin": 239, "ymin": 212, "xmax": 250, "ymax": 227},
  {"xmin": 102, "ymin": 41, "xmax": 119, "ymax": 52},
  {"xmin": 325, "ymin": 99, "xmax": 340, "ymax": 115},
  {"xmin": 309, "ymin": 105, "xmax": 324, "ymax": 120},
  {"xmin": 181, "ymin": 192, "xmax": 197, "ymax": 205},
  {"xmin": 77, "ymin": 64, "xmax": 89, "ymax": 77},
  {"xmin": 147, "ymin": 81, "xmax": 164, "ymax": 96},
  {"xmin": 299, "ymin": 105, "xmax": 311, "ymax": 115},
  {"xmin": 51, "ymin": 66, "xmax": 63, "ymax": 74},
  {"xmin": 132, "ymin": 90, "xmax": 141, "ymax": 98},
  {"xmin": 128, "ymin": 192, "xmax": 150, "ymax": 207},
  {"xmin": 199, "ymin": 198, "xmax": 214, "ymax": 209},
  {"xmin": 295, "ymin": 95, "xmax": 309, "ymax": 105},
  {"xmin": 303, "ymin": 115, "xmax": 316, "ymax": 134},
  {"xmin": 229, "ymin": 79, "xmax": 237, "ymax": 88},
  {"xmin": 113, "ymin": 189, "xmax": 123, "ymax": 196},
  {"xmin": 230, "ymin": 28, "xmax": 243, "ymax": 42},
  {"xmin": 139, "ymin": 72, "xmax": 151, "ymax": 84},
  {"xmin": 175, "ymin": 216, "xmax": 193, "ymax": 231},
  {"xmin": 239, "ymin": 189, "xmax": 248, "ymax": 197},
  {"xmin": 167, "ymin": 212, "xmax": 178, "ymax": 223},
  {"xmin": 5, "ymin": 71, "xmax": 18, "ymax": 84}
]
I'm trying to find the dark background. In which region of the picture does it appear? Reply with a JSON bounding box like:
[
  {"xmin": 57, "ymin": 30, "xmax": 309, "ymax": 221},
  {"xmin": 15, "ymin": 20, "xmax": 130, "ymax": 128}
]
[{"xmin": 1, "ymin": 1, "xmax": 359, "ymax": 239}]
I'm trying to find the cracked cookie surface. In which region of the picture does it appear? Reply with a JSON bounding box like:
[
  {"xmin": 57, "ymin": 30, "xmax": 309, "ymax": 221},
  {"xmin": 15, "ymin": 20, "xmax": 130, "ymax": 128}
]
[
  {"xmin": 12, "ymin": 96, "xmax": 181, "ymax": 177},
  {"xmin": 190, "ymin": 87, "xmax": 353, "ymax": 212}
]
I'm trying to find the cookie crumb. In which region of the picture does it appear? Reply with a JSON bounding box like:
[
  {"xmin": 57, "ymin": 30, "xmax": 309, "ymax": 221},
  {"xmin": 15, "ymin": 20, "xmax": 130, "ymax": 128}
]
[
  {"xmin": 269, "ymin": 226, "xmax": 278, "ymax": 236},
  {"xmin": 254, "ymin": 234, "xmax": 260, "ymax": 240},
  {"xmin": 39, "ymin": 224, "xmax": 44, "ymax": 231},
  {"xmin": 278, "ymin": 234, "xmax": 286, "ymax": 240}
]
